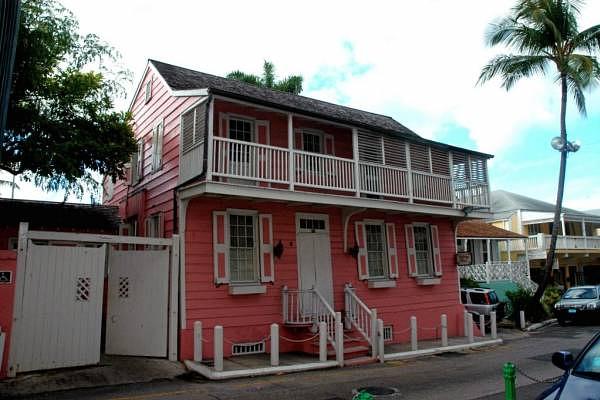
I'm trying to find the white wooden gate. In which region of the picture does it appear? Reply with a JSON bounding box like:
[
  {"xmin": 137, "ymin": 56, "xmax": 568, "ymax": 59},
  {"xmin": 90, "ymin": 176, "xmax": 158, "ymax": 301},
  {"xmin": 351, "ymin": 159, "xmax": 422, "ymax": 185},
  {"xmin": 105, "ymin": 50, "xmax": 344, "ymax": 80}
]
[
  {"xmin": 10, "ymin": 242, "xmax": 106, "ymax": 373},
  {"xmin": 105, "ymin": 249, "xmax": 170, "ymax": 357},
  {"xmin": 7, "ymin": 224, "xmax": 180, "ymax": 377}
]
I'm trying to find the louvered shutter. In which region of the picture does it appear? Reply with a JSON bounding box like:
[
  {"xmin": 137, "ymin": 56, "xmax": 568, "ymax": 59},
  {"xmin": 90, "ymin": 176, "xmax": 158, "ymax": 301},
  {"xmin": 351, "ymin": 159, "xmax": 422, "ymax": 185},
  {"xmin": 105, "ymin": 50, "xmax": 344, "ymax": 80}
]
[
  {"xmin": 430, "ymin": 225, "xmax": 443, "ymax": 276},
  {"xmin": 213, "ymin": 211, "xmax": 229, "ymax": 284},
  {"xmin": 324, "ymin": 134, "xmax": 334, "ymax": 155},
  {"xmin": 355, "ymin": 221, "xmax": 369, "ymax": 280},
  {"xmin": 151, "ymin": 126, "xmax": 159, "ymax": 172},
  {"xmin": 404, "ymin": 224, "xmax": 417, "ymax": 276},
  {"xmin": 259, "ymin": 214, "xmax": 274, "ymax": 283},
  {"xmin": 156, "ymin": 121, "xmax": 164, "ymax": 170},
  {"xmin": 358, "ymin": 130, "xmax": 383, "ymax": 163},
  {"xmin": 385, "ymin": 223, "xmax": 399, "ymax": 278}
]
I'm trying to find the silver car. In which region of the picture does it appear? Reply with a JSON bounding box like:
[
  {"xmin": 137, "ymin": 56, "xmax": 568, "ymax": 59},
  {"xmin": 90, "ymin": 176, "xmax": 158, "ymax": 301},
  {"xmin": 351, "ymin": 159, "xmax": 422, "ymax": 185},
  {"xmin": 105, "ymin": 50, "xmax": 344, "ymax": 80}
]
[{"xmin": 460, "ymin": 287, "xmax": 505, "ymax": 323}]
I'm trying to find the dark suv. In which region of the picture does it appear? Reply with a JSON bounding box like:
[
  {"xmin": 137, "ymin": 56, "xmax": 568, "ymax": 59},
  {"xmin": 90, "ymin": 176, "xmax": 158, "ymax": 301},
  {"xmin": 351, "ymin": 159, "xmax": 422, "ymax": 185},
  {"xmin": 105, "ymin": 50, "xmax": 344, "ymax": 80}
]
[
  {"xmin": 554, "ymin": 285, "xmax": 600, "ymax": 325},
  {"xmin": 460, "ymin": 288, "xmax": 505, "ymax": 324}
]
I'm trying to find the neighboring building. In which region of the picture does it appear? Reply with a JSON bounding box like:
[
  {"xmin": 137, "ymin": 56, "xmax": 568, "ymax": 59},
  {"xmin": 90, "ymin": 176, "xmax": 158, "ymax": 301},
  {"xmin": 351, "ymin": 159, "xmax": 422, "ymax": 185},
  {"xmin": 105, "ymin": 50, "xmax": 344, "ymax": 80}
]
[
  {"xmin": 489, "ymin": 190, "xmax": 600, "ymax": 287},
  {"xmin": 104, "ymin": 60, "xmax": 493, "ymax": 363},
  {"xmin": 0, "ymin": 199, "xmax": 119, "ymax": 250},
  {"xmin": 455, "ymin": 220, "xmax": 535, "ymax": 291}
]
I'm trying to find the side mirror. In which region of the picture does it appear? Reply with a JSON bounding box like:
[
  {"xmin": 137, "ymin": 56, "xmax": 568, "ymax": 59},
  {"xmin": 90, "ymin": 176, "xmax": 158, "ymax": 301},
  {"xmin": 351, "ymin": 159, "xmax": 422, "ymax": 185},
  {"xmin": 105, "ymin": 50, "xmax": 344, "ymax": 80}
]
[{"xmin": 552, "ymin": 351, "xmax": 574, "ymax": 371}]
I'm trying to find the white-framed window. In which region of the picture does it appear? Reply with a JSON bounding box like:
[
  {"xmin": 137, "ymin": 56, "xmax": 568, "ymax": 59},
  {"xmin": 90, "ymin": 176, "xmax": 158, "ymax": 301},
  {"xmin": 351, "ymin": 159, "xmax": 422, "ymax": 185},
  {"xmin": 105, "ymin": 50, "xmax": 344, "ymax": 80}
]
[
  {"xmin": 355, "ymin": 221, "xmax": 399, "ymax": 282},
  {"xmin": 228, "ymin": 117, "xmax": 254, "ymax": 142},
  {"xmin": 131, "ymin": 140, "xmax": 143, "ymax": 185},
  {"xmin": 213, "ymin": 210, "xmax": 274, "ymax": 288},
  {"xmin": 229, "ymin": 213, "xmax": 259, "ymax": 283},
  {"xmin": 145, "ymin": 213, "xmax": 163, "ymax": 238},
  {"xmin": 302, "ymin": 131, "xmax": 322, "ymax": 153},
  {"xmin": 151, "ymin": 120, "xmax": 164, "ymax": 172},
  {"xmin": 145, "ymin": 80, "xmax": 152, "ymax": 103},
  {"xmin": 365, "ymin": 223, "xmax": 387, "ymax": 278},
  {"xmin": 405, "ymin": 223, "xmax": 443, "ymax": 279},
  {"xmin": 413, "ymin": 225, "xmax": 433, "ymax": 276}
]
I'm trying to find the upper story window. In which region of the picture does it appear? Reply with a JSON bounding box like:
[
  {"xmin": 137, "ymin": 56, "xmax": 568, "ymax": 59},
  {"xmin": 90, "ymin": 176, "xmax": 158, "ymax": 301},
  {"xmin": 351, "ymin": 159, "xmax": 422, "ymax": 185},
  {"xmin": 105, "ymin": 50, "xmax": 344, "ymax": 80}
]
[
  {"xmin": 145, "ymin": 81, "xmax": 152, "ymax": 103},
  {"xmin": 130, "ymin": 140, "xmax": 143, "ymax": 185},
  {"xmin": 229, "ymin": 118, "xmax": 254, "ymax": 142},
  {"xmin": 151, "ymin": 120, "xmax": 164, "ymax": 173},
  {"xmin": 528, "ymin": 223, "xmax": 542, "ymax": 235},
  {"xmin": 303, "ymin": 131, "xmax": 322, "ymax": 153}
]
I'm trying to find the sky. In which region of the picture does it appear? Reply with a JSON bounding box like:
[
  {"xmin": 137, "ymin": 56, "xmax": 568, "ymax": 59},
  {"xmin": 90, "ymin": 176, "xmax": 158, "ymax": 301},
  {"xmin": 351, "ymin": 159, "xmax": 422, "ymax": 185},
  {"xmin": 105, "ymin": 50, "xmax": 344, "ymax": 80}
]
[{"xmin": 1, "ymin": 0, "xmax": 599, "ymax": 210}]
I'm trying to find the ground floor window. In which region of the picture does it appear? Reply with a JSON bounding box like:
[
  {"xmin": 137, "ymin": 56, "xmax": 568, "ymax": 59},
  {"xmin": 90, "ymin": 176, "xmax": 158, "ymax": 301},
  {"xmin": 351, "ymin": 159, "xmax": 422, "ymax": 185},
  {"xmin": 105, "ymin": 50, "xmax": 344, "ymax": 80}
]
[
  {"xmin": 413, "ymin": 225, "xmax": 433, "ymax": 276},
  {"xmin": 365, "ymin": 223, "xmax": 387, "ymax": 278},
  {"xmin": 229, "ymin": 213, "xmax": 259, "ymax": 283}
]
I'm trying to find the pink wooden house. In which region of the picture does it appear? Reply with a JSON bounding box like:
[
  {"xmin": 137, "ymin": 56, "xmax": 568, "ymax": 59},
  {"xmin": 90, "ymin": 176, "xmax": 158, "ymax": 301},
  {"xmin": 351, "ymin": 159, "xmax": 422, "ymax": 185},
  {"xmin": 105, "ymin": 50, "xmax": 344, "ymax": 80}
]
[{"xmin": 104, "ymin": 60, "xmax": 493, "ymax": 364}]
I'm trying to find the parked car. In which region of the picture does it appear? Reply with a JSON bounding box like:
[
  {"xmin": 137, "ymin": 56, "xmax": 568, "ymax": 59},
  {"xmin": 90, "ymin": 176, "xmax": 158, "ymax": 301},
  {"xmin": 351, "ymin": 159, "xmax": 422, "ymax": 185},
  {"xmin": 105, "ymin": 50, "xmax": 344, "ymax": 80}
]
[
  {"xmin": 460, "ymin": 288, "xmax": 505, "ymax": 324},
  {"xmin": 536, "ymin": 331, "xmax": 600, "ymax": 399},
  {"xmin": 554, "ymin": 285, "xmax": 600, "ymax": 326}
]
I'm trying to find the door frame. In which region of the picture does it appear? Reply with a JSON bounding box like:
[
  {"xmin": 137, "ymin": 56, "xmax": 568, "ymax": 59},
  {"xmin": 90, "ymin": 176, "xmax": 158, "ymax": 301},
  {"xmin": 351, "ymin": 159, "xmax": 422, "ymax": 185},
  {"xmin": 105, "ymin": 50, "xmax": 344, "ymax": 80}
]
[{"xmin": 295, "ymin": 213, "xmax": 333, "ymax": 301}]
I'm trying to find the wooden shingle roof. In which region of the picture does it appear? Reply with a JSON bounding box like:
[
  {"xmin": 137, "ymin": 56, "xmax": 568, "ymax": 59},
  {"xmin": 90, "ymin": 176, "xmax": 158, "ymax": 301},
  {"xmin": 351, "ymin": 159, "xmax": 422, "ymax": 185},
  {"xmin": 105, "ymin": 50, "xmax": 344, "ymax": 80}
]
[{"xmin": 456, "ymin": 220, "xmax": 525, "ymax": 239}]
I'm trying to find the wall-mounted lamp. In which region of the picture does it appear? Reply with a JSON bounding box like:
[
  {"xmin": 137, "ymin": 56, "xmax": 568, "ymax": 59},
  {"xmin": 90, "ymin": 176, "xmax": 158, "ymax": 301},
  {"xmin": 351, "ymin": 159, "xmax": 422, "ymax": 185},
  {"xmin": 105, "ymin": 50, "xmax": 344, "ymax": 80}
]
[{"xmin": 274, "ymin": 240, "xmax": 284, "ymax": 259}]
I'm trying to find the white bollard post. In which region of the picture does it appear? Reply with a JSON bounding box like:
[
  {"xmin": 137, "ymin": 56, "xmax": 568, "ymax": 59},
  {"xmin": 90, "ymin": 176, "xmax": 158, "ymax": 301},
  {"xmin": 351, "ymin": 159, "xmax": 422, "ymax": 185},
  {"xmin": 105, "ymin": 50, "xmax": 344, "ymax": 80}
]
[
  {"xmin": 491, "ymin": 311, "xmax": 497, "ymax": 340},
  {"xmin": 441, "ymin": 314, "xmax": 448, "ymax": 347},
  {"xmin": 194, "ymin": 321, "xmax": 203, "ymax": 362},
  {"xmin": 377, "ymin": 318, "xmax": 385, "ymax": 363},
  {"xmin": 464, "ymin": 310, "xmax": 469, "ymax": 337},
  {"xmin": 467, "ymin": 314, "xmax": 474, "ymax": 344},
  {"xmin": 520, "ymin": 310, "xmax": 526, "ymax": 330},
  {"xmin": 479, "ymin": 314, "xmax": 486, "ymax": 337},
  {"xmin": 214, "ymin": 325, "xmax": 223, "ymax": 372},
  {"xmin": 335, "ymin": 312, "xmax": 344, "ymax": 367},
  {"xmin": 370, "ymin": 308, "xmax": 378, "ymax": 359},
  {"xmin": 410, "ymin": 316, "xmax": 418, "ymax": 351},
  {"xmin": 319, "ymin": 322, "xmax": 327, "ymax": 362},
  {"xmin": 270, "ymin": 323, "xmax": 279, "ymax": 366}
]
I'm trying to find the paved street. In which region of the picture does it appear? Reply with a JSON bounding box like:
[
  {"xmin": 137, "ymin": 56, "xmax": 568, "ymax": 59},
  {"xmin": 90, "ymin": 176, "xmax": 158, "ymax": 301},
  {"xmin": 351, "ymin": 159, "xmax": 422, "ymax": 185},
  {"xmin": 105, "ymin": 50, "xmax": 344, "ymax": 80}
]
[{"xmin": 12, "ymin": 324, "xmax": 599, "ymax": 400}]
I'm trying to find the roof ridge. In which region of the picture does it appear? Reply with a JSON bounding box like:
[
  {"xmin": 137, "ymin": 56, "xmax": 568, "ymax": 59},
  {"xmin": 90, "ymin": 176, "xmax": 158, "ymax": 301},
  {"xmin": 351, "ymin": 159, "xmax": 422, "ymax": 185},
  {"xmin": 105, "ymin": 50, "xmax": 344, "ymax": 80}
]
[{"xmin": 149, "ymin": 59, "xmax": 405, "ymax": 123}]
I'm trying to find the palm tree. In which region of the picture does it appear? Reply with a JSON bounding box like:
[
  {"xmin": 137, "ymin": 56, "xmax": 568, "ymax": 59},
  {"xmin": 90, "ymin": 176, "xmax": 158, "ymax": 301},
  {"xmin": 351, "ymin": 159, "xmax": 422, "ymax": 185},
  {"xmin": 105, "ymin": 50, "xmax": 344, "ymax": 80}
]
[
  {"xmin": 478, "ymin": 0, "xmax": 600, "ymax": 301},
  {"xmin": 227, "ymin": 60, "xmax": 303, "ymax": 95}
]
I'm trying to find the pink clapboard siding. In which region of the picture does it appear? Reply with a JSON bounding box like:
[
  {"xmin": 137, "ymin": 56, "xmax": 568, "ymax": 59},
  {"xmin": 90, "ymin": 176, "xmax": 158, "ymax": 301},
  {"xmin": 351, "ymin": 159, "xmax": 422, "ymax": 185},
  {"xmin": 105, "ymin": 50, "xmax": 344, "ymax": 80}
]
[
  {"xmin": 106, "ymin": 67, "xmax": 198, "ymax": 237},
  {"xmin": 180, "ymin": 197, "xmax": 464, "ymax": 360},
  {"xmin": 0, "ymin": 251, "xmax": 17, "ymax": 378}
]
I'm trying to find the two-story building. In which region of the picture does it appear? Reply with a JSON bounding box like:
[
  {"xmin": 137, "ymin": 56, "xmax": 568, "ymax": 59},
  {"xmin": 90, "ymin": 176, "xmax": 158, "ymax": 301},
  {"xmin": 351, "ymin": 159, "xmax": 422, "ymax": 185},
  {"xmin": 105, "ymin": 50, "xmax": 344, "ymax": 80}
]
[
  {"xmin": 104, "ymin": 60, "xmax": 493, "ymax": 364},
  {"xmin": 488, "ymin": 190, "xmax": 600, "ymax": 287}
]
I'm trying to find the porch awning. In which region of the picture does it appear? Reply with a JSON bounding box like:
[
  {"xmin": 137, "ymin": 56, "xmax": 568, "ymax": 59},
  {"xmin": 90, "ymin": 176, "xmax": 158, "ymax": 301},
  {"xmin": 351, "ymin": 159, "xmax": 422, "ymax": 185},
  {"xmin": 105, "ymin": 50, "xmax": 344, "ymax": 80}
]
[{"xmin": 456, "ymin": 220, "xmax": 525, "ymax": 239}]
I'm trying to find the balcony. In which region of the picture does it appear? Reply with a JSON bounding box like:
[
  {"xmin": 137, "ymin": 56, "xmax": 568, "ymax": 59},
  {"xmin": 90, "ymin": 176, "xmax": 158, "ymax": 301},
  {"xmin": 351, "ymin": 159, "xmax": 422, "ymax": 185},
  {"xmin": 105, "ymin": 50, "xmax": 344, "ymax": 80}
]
[{"xmin": 210, "ymin": 136, "xmax": 489, "ymax": 208}]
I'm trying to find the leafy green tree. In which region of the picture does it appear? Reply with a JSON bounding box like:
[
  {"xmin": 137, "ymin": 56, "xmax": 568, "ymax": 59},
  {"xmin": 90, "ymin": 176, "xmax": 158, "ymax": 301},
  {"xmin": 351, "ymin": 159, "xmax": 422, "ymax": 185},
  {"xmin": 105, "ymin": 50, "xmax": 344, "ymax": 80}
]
[
  {"xmin": 478, "ymin": 0, "xmax": 600, "ymax": 301},
  {"xmin": 0, "ymin": 0, "xmax": 136, "ymax": 198},
  {"xmin": 227, "ymin": 60, "xmax": 303, "ymax": 94}
]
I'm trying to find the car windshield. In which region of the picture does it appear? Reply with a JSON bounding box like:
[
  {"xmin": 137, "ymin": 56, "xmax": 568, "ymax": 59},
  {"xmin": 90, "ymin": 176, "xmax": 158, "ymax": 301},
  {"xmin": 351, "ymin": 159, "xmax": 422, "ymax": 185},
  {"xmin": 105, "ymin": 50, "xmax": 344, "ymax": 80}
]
[
  {"xmin": 573, "ymin": 336, "xmax": 600, "ymax": 380},
  {"xmin": 563, "ymin": 288, "xmax": 597, "ymax": 300}
]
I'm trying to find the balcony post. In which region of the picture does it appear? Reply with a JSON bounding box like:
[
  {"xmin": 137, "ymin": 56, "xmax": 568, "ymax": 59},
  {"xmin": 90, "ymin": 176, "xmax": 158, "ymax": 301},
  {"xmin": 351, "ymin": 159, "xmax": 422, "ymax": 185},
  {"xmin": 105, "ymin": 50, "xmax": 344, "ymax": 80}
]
[
  {"xmin": 352, "ymin": 128, "xmax": 360, "ymax": 197},
  {"xmin": 448, "ymin": 151, "xmax": 456, "ymax": 207},
  {"xmin": 582, "ymin": 218, "xmax": 588, "ymax": 248},
  {"xmin": 206, "ymin": 98, "xmax": 214, "ymax": 181},
  {"xmin": 405, "ymin": 142, "xmax": 413, "ymax": 203},
  {"xmin": 288, "ymin": 113, "xmax": 294, "ymax": 190},
  {"xmin": 507, "ymin": 239, "xmax": 512, "ymax": 264}
]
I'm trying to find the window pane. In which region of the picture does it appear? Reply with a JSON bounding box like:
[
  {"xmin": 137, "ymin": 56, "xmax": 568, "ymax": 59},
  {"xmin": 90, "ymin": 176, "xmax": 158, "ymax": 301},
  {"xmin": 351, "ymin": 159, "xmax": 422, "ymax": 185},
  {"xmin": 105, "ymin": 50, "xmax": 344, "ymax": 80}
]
[
  {"xmin": 229, "ymin": 214, "xmax": 257, "ymax": 282},
  {"xmin": 303, "ymin": 132, "xmax": 321, "ymax": 153},
  {"xmin": 414, "ymin": 226, "xmax": 432, "ymax": 275},
  {"xmin": 366, "ymin": 224, "xmax": 386, "ymax": 277}
]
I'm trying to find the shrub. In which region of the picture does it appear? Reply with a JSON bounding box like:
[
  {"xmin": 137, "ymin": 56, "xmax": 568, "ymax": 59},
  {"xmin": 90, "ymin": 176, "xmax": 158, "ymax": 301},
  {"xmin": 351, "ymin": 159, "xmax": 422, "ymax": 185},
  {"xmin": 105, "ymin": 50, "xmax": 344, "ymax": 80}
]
[
  {"xmin": 542, "ymin": 286, "xmax": 563, "ymax": 316},
  {"xmin": 506, "ymin": 286, "xmax": 547, "ymax": 323}
]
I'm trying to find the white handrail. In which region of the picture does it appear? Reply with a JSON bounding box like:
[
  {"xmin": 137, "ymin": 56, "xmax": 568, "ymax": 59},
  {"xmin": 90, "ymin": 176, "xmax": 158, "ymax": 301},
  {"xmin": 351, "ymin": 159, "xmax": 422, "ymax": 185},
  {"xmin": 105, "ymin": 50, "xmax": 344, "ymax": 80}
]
[{"xmin": 344, "ymin": 284, "xmax": 376, "ymax": 356}]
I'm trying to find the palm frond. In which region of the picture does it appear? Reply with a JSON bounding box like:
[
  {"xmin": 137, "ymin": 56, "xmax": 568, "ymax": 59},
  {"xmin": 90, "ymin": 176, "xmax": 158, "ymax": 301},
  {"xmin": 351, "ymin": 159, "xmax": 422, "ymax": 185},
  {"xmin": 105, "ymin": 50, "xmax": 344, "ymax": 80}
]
[
  {"xmin": 225, "ymin": 71, "xmax": 262, "ymax": 86},
  {"xmin": 571, "ymin": 24, "xmax": 600, "ymax": 53},
  {"xmin": 486, "ymin": 17, "xmax": 549, "ymax": 54},
  {"xmin": 478, "ymin": 54, "xmax": 550, "ymax": 89},
  {"xmin": 565, "ymin": 73, "xmax": 587, "ymax": 115},
  {"xmin": 273, "ymin": 76, "xmax": 303, "ymax": 95},
  {"xmin": 262, "ymin": 61, "xmax": 275, "ymax": 89}
]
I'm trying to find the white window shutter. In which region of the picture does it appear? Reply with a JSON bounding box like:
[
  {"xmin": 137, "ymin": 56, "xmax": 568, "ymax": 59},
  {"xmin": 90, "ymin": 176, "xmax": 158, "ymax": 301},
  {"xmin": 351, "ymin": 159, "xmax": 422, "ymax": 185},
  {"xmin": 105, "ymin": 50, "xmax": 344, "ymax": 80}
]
[
  {"xmin": 404, "ymin": 224, "xmax": 417, "ymax": 277},
  {"xmin": 213, "ymin": 211, "xmax": 229, "ymax": 284},
  {"xmin": 430, "ymin": 225, "xmax": 443, "ymax": 276},
  {"xmin": 259, "ymin": 214, "xmax": 275, "ymax": 283},
  {"xmin": 324, "ymin": 134, "xmax": 335, "ymax": 155},
  {"xmin": 385, "ymin": 223, "xmax": 399, "ymax": 278},
  {"xmin": 156, "ymin": 121, "xmax": 163, "ymax": 170},
  {"xmin": 355, "ymin": 221, "xmax": 369, "ymax": 280},
  {"xmin": 151, "ymin": 126, "xmax": 159, "ymax": 171}
]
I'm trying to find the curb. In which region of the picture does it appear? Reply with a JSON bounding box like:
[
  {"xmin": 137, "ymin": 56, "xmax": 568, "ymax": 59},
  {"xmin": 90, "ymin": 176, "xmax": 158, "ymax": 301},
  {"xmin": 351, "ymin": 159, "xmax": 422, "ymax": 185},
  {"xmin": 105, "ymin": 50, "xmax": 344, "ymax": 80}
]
[{"xmin": 525, "ymin": 318, "xmax": 557, "ymax": 332}]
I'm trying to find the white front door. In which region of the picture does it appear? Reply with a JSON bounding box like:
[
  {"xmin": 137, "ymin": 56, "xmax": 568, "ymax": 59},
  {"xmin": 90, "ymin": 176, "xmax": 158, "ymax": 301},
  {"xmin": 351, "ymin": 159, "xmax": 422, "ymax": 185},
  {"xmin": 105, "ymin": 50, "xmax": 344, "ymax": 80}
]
[
  {"xmin": 296, "ymin": 214, "xmax": 334, "ymax": 307},
  {"xmin": 105, "ymin": 248, "xmax": 169, "ymax": 357}
]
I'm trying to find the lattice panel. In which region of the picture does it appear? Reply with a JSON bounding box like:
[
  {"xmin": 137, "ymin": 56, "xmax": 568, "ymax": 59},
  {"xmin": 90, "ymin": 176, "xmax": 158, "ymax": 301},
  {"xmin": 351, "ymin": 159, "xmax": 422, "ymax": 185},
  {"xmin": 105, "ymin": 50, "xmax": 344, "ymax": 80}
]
[
  {"xmin": 119, "ymin": 276, "xmax": 130, "ymax": 299},
  {"xmin": 458, "ymin": 261, "xmax": 538, "ymax": 293},
  {"xmin": 76, "ymin": 277, "xmax": 91, "ymax": 302}
]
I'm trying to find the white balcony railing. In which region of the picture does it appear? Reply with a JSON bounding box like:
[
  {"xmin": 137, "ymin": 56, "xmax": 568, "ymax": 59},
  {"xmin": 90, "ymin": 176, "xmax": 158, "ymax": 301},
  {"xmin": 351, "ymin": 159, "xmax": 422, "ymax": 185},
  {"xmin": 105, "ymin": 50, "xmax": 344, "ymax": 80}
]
[
  {"xmin": 210, "ymin": 137, "xmax": 490, "ymax": 208},
  {"xmin": 510, "ymin": 233, "xmax": 600, "ymax": 251}
]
